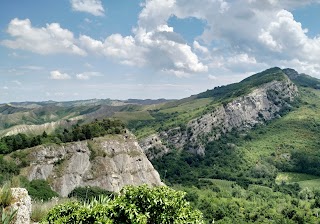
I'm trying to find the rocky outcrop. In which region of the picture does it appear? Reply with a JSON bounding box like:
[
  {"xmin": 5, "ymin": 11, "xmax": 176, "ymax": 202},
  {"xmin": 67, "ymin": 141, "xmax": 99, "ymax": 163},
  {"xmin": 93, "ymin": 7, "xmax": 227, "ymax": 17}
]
[
  {"xmin": 22, "ymin": 132, "xmax": 163, "ymax": 197},
  {"xmin": 11, "ymin": 188, "xmax": 32, "ymax": 224},
  {"xmin": 139, "ymin": 134, "xmax": 170, "ymax": 160},
  {"xmin": 141, "ymin": 77, "xmax": 298, "ymax": 157}
]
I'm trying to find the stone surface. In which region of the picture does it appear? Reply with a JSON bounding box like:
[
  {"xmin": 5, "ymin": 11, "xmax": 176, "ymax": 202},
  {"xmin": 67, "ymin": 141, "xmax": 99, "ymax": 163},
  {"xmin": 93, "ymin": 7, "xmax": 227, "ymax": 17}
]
[
  {"xmin": 10, "ymin": 188, "xmax": 32, "ymax": 224},
  {"xmin": 23, "ymin": 132, "xmax": 163, "ymax": 197}
]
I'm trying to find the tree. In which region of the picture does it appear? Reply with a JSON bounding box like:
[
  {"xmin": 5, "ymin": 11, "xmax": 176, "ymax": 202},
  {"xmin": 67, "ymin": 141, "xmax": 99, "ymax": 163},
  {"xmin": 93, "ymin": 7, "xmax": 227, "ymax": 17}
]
[{"xmin": 42, "ymin": 131, "xmax": 48, "ymax": 138}]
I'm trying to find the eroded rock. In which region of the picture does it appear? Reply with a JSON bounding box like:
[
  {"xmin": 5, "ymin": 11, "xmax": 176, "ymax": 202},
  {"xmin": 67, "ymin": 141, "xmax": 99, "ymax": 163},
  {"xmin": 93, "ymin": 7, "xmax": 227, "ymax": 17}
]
[{"xmin": 23, "ymin": 132, "xmax": 163, "ymax": 197}]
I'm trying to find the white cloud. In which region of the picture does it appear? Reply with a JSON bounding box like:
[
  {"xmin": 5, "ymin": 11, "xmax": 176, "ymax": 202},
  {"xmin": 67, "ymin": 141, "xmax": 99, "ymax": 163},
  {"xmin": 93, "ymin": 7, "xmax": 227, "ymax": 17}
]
[
  {"xmin": 1, "ymin": 18, "xmax": 86, "ymax": 56},
  {"xmin": 71, "ymin": 0, "xmax": 105, "ymax": 16},
  {"xmin": 80, "ymin": 34, "xmax": 147, "ymax": 66},
  {"xmin": 137, "ymin": 0, "xmax": 320, "ymax": 76},
  {"xmin": 50, "ymin": 70, "xmax": 72, "ymax": 80},
  {"xmin": 258, "ymin": 10, "xmax": 320, "ymax": 62},
  {"xmin": 3, "ymin": 0, "xmax": 320, "ymax": 80},
  {"xmin": 76, "ymin": 72, "xmax": 102, "ymax": 80},
  {"xmin": 80, "ymin": 24, "xmax": 207, "ymax": 76},
  {"xmin": 3, "ymin": 86, "xmax": 9, "ymax": 90}
]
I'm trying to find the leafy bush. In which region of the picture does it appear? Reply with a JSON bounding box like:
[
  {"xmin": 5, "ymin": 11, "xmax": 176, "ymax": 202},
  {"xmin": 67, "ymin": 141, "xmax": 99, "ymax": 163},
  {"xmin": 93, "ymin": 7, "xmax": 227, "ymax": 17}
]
[{"xmin": 44, "ymin": 185, "xmax": 204, "ymax": 224}]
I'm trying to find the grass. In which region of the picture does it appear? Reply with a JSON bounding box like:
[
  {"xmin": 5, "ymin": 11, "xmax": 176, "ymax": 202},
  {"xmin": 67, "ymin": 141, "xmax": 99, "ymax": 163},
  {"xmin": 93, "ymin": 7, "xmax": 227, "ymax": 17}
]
[
  {"xmin": 276, "ymin": 172, "xmax": 320, "ymax": 190},
  {"xmin": 0, "ymin": 182, "xmax": 13, "ymax": 207},
  {"xmin": 159, "ymin": 98, "xmax": 213, "ymax": 114},
  {"xmin": 127, "ymin": 98, "xmax": 215, "ymax": 139},
  {"xmin": 31, "ymin": 198, "xmax": 74, "ymax": 222},
  {"xmin": 298, "ymin": 179, "xmax": 320, "ymax": 190},
  {"xmin": 112, "ymin": 111, "xmax": 154, "ymax": 123},
  {"xmin": 200, "ymin": 178, "xmax": 235, "ymax": 189},
  {"xmin": 276, "ymin": 172, "xmax": 320, "ymax": 183}
]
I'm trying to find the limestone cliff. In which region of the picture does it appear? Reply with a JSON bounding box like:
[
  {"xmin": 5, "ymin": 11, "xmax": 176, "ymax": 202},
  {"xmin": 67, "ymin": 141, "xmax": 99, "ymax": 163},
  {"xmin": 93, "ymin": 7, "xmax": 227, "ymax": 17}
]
[
  {"xmin": 20, "ymin": 132, "xmax": 163, "ymax": 197},
  {"xmin": 141, "ymin": 76, "xmax": 298, "ymax": 157}
]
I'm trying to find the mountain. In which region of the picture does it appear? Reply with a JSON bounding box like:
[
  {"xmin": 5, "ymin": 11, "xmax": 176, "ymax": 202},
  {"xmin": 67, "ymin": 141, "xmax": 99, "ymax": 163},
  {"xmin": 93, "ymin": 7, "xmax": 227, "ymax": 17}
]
[{"xmin": 139, "ymin": 67, "xmax": 298, "ymax": 156}]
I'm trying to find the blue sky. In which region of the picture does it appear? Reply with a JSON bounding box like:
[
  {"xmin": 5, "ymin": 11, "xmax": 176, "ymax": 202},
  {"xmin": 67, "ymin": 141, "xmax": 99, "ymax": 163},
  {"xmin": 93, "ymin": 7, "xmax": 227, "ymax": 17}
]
[{"xmin": 1, "ymin": 0, "xmax": 320, "ymax": 103}]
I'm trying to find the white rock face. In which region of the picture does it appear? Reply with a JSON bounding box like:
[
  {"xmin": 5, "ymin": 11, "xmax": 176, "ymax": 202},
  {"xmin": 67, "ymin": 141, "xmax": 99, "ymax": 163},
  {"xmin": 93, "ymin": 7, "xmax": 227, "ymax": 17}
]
[
  {"xmin": 10, "ymin": 188, "xmax": 32, "ymax": 224},
  {"xmin": 141, "ymin": 78, "xmax": 298, "ymax": 156},
  {"xmin": 24, "ymin": 132, "xmax": 163, "ymax": 197}
]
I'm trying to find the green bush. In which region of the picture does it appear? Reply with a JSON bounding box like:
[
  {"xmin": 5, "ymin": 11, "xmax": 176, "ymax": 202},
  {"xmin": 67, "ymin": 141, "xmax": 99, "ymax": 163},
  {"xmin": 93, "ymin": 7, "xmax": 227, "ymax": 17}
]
[
  {"xmin": 23, "ymin": 179, "xmax": 58, "ymax": 201},
  {"xmin": 44, "ymin": 185, "xmax": 204, "ymax": 224}
]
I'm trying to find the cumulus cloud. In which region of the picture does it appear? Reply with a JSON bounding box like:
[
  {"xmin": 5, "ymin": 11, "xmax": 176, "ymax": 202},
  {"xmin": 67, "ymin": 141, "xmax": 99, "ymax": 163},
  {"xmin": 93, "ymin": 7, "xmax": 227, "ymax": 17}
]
[
  {"xmin": 258, "ymin": 10, "xmax": 320, "ymax": 62},
  {"xmin": 138, "ymin": 0, "xmax": 320, "ymax": 76},
  {"xmin": 3, "ymin": 0, "xmax": 320, "ymax": 78},
  {"xmin": 70, "ymin": 0, "xmax": 105, "ymax": 16},
  {"xmin": 1, "ymin": 18, "xmax": 85, "ymax": 56},
  {"xmin": 50, "ymin": 70, "xmax": 72, "ymax": 80}
]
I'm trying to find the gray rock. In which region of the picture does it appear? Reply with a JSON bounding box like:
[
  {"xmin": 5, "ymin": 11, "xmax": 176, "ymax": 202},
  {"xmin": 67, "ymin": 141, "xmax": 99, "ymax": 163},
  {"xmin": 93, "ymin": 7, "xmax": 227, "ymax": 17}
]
[
  {"xmin": 141, "ymin": 78, "xmax": 298, "ymax": 156},
  {"xmin": 23, "ymin": 132, "xmax": 163, "ymax": 197},
  {"xmin": 10, "ymin": 188, "xmax": 32, "ymax": 224}
]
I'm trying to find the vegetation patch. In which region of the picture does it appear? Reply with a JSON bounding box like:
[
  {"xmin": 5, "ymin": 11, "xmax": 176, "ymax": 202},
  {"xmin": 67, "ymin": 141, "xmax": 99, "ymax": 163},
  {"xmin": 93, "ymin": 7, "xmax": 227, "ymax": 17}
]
[
  {"xmin": 0, "ymin": 118, "xmax": 125, "ymax": 155},
  {"xmin": 44, "ymin": 185, "xmax": 204, "ymax": 224}
]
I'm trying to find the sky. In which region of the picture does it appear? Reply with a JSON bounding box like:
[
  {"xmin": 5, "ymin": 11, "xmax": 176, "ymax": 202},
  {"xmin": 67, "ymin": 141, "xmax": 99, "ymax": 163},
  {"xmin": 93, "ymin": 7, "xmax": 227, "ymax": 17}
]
[{"xmin": 1, "ymin": 0, "xmax": 320, "ymax": 103}]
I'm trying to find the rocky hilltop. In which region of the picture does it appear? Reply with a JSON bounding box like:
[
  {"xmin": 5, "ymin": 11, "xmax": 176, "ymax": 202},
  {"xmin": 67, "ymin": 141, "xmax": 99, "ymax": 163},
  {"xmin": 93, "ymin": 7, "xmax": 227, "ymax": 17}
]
[
  {"xmin": 19, "ymin": 132, "xmax": 162, "ymax": 197},
  {"xmin": 141, "ymin": 73, "xmax": 299, "ymax": 157}
]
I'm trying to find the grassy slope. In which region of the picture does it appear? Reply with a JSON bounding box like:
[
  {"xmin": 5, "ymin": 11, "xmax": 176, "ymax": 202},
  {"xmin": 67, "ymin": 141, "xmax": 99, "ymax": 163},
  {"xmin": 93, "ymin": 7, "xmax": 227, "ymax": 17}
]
[
  {"xmin": 121, "ymin": 98, "xmax": 215, "ymax": 139},
  {"xmin": 236, "ymin": 87, "xmax": 320, "ymax": 166},
  {"xmin": 276, "ymin": 172, "xmax": 320, "ymax": 190}
]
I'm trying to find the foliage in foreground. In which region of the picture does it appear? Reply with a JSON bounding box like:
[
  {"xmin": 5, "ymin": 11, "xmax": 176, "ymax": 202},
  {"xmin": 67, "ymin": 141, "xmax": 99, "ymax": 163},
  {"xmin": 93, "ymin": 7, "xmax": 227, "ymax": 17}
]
[{"xmin": 43, "ymin": 185, "xmax": 204, "ymax": 224}]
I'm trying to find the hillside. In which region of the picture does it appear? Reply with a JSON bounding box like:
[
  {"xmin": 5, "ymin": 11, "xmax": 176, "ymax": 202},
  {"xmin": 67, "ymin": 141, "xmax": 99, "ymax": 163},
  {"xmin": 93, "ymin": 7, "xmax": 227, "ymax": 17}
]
[{"xmin": 0, "ymin": 98, "xmax": 172, "ymax": 137}]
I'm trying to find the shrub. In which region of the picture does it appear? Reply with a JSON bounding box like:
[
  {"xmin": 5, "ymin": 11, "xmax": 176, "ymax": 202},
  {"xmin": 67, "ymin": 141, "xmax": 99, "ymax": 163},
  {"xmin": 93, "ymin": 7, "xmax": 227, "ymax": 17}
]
[
  {"xmin": 23, "ymin": 179, "xmax": 58, "ymax": 201},
  {"xmin": 44, "ymin": 185, "xmax": 205, "ymax": 224},
  {"xmin": 68, "ymin": 186, "xmax": 114, "ymax": 202}
]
